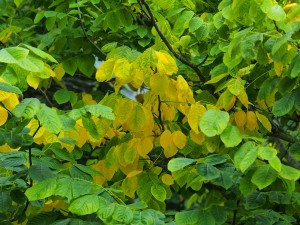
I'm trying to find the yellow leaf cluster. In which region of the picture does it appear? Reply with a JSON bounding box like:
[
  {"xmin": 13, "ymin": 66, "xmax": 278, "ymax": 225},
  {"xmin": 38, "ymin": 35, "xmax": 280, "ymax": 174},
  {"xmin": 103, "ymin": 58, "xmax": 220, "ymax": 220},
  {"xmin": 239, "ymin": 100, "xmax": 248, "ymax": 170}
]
[
  {"xmin": 160, "ymin": 130, "xmax": 186, "ymax": 158},
  {"xmin": 187, "ymin": 102, "xmax": 206, "ymax": 133}
]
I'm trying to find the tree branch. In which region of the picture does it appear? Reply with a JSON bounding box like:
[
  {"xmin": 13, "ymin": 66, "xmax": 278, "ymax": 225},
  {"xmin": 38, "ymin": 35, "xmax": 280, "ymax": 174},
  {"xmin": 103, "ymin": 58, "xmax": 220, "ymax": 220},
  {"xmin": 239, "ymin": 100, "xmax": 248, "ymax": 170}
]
[
  {"xmin": 76, "ymin": 0, "xmax": 106, "ymax": 58},
  {"xmin": 139, "ymin": 0, "xmax": 206, "ymax": 82},
  {"xmin": 269, "ymin": 137, "xmax": 300, "ymax": 170}
]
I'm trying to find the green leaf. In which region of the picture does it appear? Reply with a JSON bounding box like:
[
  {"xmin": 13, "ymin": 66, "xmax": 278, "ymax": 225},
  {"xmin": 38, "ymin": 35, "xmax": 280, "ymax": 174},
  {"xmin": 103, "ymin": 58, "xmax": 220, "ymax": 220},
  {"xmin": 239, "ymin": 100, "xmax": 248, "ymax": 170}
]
[
  {"xmin": 82, "ymin": 117, "xmax": 100, "ymax": 140},
  {"xmin": 13, "ymin": 98, "xmax": 41, "ymax": 119},
  {"xmin": 267, "ymin": 5, "xmax": 286, "ymax": 21},
  {"xmin": 269, "ymin": 156, "xmax": 282, "ymax": 172},
  {"xmin": 25, "ymin": 178, "xmax": 57, "ymax": 201},
  {"xmin": 234, "ymin": 142, "xmax": 258, "ymax": 173},
  {"xmin": 203, "ymin": 154, "xmax": 228, "ymax": 165},
  {"xmin": 112, "ymin": 206, "xmax": 133, "ymax": 224},
  {"xmin": 151, "ymin": 184, "xmax": 166, "ymax": 202},
  {"xmin": 175, "ymin": 209, "xmax": 201, "ymax": 225},
  {"xmin": 21, "ymin": 44, "xmax": 57, "ymax": 63},
  {"xmin": 58, "ymin": 115, "xmax": 76, "ymax": 131},
  {"xmin": 69, "ymin": 195, "xmax": 100, "ymax": 216},
  {"xmin": 62, "ymin": 58, "xmax": 77, "ymax": 76},
  {"xmin": 97, "ymin": 200, "xmax": 116, "ymax": 219},
  {"xmin": 251, "ymin": 165, "xmax": 277, "ymax": 190},
  {"xmin": 167, "ymin": 158, "xmax": 197, "ymax": 172},
  {"xmin": 37, "ymin": 104, "xmax": 62, "ymax": 134},
  {"xmin": 210, "ymin": 206, "xmax": 226, "ymax": 225},
  {"xmin": 245, "ymin": 191, "xmax": 266, "ymax": 209},
  {"xmin": 0, "ymin": 82, "xmax": 22, "ymax": 95},
  {"xmin": 220, "ymin": 125, "xmax": 242, "ymax": 147},
  {"xmin": 84, "ymin": 104, "xmax": 115, "ymax": 120},
  {"xmin": 279, "ymin": 165, "xmax": 300, "ymax": 181},
  {"xmin": 0, "ymin": 47, "xmax": 29, "ymax": 63},
  {"xmin": 0, "ymin": 192, "xmax": 12, "ymax": 212},
  {"xmin": 227, "ymin": 79, "xmax": 246, "ymax": 96},
  {"xmin": 272, "ymin": 92, "xmax": 295, "ymax": 116},
  {"xmin": 106, "ymin": 11, "xmax": 120, "ymax": 31},
  {"xmin": 189, "ymin": 17, "xmax": 203, "ymax": 32},
  {"xmin": 257, "ymin": 146, "xmax": 277, "ymax": 160},
  {"xmin": 75, "ymin": 164, "xmax": 103, "ymax": 176},
  {"xmin": 287, "ymin": 53, "xmax": 300, "ymax": 78},
  {"xmin": 199, "ymin": 109, "xmax": 229, "ymax": 137},
  {"xmin": 196, "ymin": 164, "xmax": 220, "ymax": 180},
  {"xmin": 54, "ymin": 89, "xmax": 71, "ymax": 104}
]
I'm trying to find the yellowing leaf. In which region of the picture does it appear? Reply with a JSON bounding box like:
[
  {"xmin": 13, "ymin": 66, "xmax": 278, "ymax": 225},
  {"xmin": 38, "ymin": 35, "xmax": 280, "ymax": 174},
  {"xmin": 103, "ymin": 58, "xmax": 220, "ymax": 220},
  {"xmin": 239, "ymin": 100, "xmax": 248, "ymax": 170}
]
[
  {"xmin": 137, "ymin": 138, "xmax": 153, "ymax": 157},
  {"xmin": 274, "ymin": 62, "xmax": 283, "ymax": 76},
  {"xmin": 114, "ymin": 58, "xmax": 131, "ymax": 81},
  {"xmin": 246, "ymin": 111, "xmax": 257, "ymax": 131},
  {"xmin": 237, "ymin": 89, "xmax": 249, "ymax": 108},
  {"xmin": 127, "ymin": 170, "xmax": 143, "ymax": 178},
  {"xmin": 234, "ymin": 111, "xmax": 247, "ymax": 127},
  {"xmin": 255, "ymin": 112, "xmax": 272, "ymax": 132},
  {"xmin": 2, "ymin": 93, "xmax": 19, "ymax": 111},
  {"xmin": 127, "ymin": 105, "xmax": 146, "ymax": 132},
  {"xmin": 164, "ymin": 145, "xmax": 178, "ymax": 158},
  {"xmin": 95, "ymin": 58, "xmax": 115, "ymax": 82},
  {"xmin": 54, "ymin": 63, "xmax": 65, "ymax": 80},
  {"xmin": 92, "ymin": 160, "xmax": 115, "ymax": 185},
  {"xmin": 187, "ymin": 102, "xmax": 206, "ymax": 133},
  {"xmin": 27, "ymin": 74, "xmax": 40, "ymax": 90},
  {"xmin": 0, "ymin": 144, "xmax": 20, "ymax": 153},
  {"xmin": 115, "ymin": 98, "xmax": 134, "ymax": 124},
  {"xmin": 0, "ymin": 90, "xmax": 12, "ymax": 101},
  {"xmin": 172, "ymin": 131, "xmax": 186, "ymax": 149},
  {"xmin": 161, "ymin": 103, "xmax": 176, "ymax": 121},
  {"xmin": 160, "ymin": 130, "xmax": 172, "ymax": 149},
  {"xmin": 155, "ymin": 51, "xmax": 178, "ymax": 75},
  {"xmin": 227, "ymin": 78, "xmax": 245, "ymax": 96},
  {"xmin": 0, "ymin": 106, "xmax": 8, "ymax": 126},
  {"xmin": 161, "ymin": 174, "xmax": 174, "ymax": 185},
  {"xmin": 190, "ymin": 130, "xmax": 205, "ymax": 145},
  {"xmin": 131, "ymin": 68, "xmax": 144, "ymax": 88},
  {"xmin": 122, "ymin": 176, "xmax": 138, "ymax": 198},
  {"xmin": 150, "ymin": 73, "xmax": 169, "ymax": 95}
]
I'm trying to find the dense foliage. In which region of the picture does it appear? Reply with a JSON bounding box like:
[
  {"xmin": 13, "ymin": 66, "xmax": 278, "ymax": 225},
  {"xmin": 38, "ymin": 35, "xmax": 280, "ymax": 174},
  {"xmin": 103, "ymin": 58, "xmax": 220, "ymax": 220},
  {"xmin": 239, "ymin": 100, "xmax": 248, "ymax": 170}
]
[{"xmin": 1, "ymin": 0, "xmax": 300, "ymax": 224}]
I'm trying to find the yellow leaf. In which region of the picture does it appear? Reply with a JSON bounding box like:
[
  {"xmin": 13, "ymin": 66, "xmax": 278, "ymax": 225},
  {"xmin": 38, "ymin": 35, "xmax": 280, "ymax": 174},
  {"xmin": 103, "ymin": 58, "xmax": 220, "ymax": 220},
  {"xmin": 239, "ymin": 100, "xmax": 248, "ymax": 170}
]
[
  {"xmin": 54, "ymin": 64, "xmax": 65, "ymax": 80},
  {"xmin": 150, "ymin": 73, "xmax": 169, "ymax": 95},
  {"xmin": 27, "ymin": 74, "xmax": 40, "ymax": 90},
  {"xmin": 161, "ymin": 174, "xmax": 174, "ymax": 185},
  {"xmin": 237, "ymin": 89, "xmax": 249, "ymax": 108},
  {"xmin": 131, "ymin": 68, "xmax": 144, "ymax": 88},
  {"xmin": 82, "ymin": 93, "xmax": 97, "ymax": 105},
  {"xmin": 2, "ymin": 94, "xmax": 19, "ymax": 111},
  {"xmin": 0, "ymin": 90, "xmax": 12, "ymax": 101},
  {"xmin": 255, "ymin": 112, "xmax": 272, "ymax": 132},
  {"xmin": 227, "ymin": 78, "xmax": 245, "ymax": 96},
  {"xmin": 115, "ymin": 98, "xmax": 134, "ymax": 124},
  {"xmin": 172, "ymin": 131, "xmax": 186, "ymax": 149},
  {"xmin": 127, "ymin": 105, "xmax": 146, "ymax": 132},
  {"xmin": 127, "ymin": 170, "xmax": 143, "ymax": 178},
  {"xmin": 160, "ymin": 130, "xmax": 172, "ymax": 149},
  {"xmin": 0, "ymin": 106, "xmax": 8, "ymax": 126},
  {"xmin": 161, "ymin": 103, "xmax": 176, "ymax": 121},
  {"xmin": 190, "ymin": 130, "xmax": 205, "ymax": 145},
  {"xmin": 246, "ymin": 111, "xmax": 257, "ymax": 131},
  {"xmin": 164, "ymin": 145, "xmax": 178, "ymax": 158},
  {"xmin": 114, "ymin": 58, "xmax": 131, "ymax": 81},
  {"xmin": 92, "ymin": 160, "xmax": 115, "ymax": 185},
  {"xmin": 75, "ymin": 122, "xmax": 88, "ymax": 148},
  {"xmin": 0, "ymin": 144, "xmax": 20, "ymax": 153},
  {"xmin": 137, "ymin": 137, "xmax": 153, "ymax": 157},
  {"xmin": 187, "ymin": 102, "xmax": 206, "ymax": 133},
  {"xmin": 155, "ymin": 51, "xmax": 178, "ymax": 75},
  {"xmin": 95, "ymin": 58, "xmax": 115, "ymax": 82},
  {"xmin": 217, "ymin": 89, "xmax": 236, "ymax": 111},
  {"xmin": 122, "ymin": 176, "xmax": 138, "ymax": 198},
  {"xmin": 234, "ymin": 111, "xmax": 247, "ymax": 127},
  {"xmin": 274, "ymin": 62, "xmax": 283, "ymax": 76}
]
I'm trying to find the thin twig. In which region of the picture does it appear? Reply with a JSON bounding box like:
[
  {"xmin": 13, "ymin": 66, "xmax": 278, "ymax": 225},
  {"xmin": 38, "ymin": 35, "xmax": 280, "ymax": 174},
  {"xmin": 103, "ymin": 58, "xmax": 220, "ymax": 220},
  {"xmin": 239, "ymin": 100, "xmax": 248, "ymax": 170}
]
[
  {"xmin": 197, "ymin": 54, "xmax": 209, "ymax": 66},
  {"xmin": 158, "ymin": 95, "xmax": 165, "ymax": 132},
  {"xmin": 139, "ymin": 0, "xmax": 206, "ymax": 82},
  {"xmin": 76, "ymin": 0, "xmax": 106, "ymax": 57}
]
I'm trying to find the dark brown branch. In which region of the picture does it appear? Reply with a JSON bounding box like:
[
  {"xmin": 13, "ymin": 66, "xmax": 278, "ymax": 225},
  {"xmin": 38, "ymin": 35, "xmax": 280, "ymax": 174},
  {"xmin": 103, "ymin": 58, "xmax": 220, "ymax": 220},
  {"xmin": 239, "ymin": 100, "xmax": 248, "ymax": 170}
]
[
  {"xmin": 139, "ymin": 0, "xmax": 206, "ymax": 82},
  {"xmin": 269, "ymin": 137, "xmax": 300, "ymax": 170},
  {"xmin": 158, "ymin": 95, "xmax": 165, "ymax": 132},
  {"xmin": 76, "ymin": 0, "xmax": 106, "ymax": 57}
]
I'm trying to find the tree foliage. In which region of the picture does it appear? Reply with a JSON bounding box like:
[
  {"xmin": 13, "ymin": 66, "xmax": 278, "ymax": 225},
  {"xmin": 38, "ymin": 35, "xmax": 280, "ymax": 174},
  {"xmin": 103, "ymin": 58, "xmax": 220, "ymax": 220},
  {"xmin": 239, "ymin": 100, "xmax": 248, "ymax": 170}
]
[{"xmin": 0, "ymin": 0, "xmax": 300, "ymax": 224}]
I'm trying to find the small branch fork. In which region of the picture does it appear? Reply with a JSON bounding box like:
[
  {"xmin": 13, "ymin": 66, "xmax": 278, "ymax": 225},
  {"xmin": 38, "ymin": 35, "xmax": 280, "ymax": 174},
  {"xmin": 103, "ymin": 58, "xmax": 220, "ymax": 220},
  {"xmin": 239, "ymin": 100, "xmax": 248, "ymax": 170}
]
[
  {"xmin": 139, "ymin": 0, "xmax": 206, "ymax": 82},
  {"xmin": 76, "ymin": 0, "xmax": 106, "ymax": 57}
]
